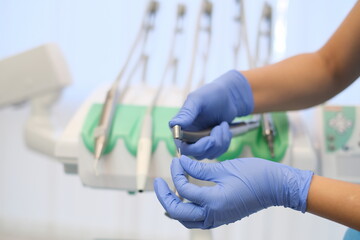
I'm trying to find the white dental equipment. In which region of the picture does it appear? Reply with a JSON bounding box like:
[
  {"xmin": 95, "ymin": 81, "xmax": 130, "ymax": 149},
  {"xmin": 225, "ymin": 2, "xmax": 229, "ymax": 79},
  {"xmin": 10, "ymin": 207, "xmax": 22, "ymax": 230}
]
[
  {"xmin": 0, "ymin": 44, "xmax": 71, "ymax": 157},
  {"xmin": 1, "ymin": 1, "xmax": 316, "ymax": 192},
  {"xmin": 59, "ymin": 2, "xmax": 178, "ymax": 192},
  {"xmin": 110, "ymin": 3, "xmax": 158, "ymax": 191},
  {"xmin": 136, "ymin": 3, "xmax": 186, "ymax": 192},
  {"xmin": 1, "ymin": 0, "xmax": 316, "ymax": 209},
  {"xmin": 93, "ymin": 0, "xmax": 159, "ymax": 174}
]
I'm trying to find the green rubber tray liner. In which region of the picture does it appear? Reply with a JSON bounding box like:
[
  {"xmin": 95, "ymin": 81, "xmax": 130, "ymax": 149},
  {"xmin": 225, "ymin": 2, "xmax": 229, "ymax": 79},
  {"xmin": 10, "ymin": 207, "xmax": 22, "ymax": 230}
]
[{"xmin": 82, "ymin": 104, "xmax": 289, "ymax": 162}]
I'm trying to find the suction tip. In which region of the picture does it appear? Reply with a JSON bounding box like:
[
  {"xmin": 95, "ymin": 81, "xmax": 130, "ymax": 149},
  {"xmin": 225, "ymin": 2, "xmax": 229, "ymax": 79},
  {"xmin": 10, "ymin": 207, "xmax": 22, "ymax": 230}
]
[{"xmin": 137, "ymin": 175, "xmax": 147, "ymax": 193}]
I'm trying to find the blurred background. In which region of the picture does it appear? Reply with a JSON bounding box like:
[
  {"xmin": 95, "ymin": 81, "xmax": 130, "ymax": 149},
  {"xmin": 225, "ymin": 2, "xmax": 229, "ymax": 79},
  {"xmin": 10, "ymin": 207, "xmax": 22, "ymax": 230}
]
[{"xmin": 0, "ymin": 0, "xmax": 359, "ymax": 239}]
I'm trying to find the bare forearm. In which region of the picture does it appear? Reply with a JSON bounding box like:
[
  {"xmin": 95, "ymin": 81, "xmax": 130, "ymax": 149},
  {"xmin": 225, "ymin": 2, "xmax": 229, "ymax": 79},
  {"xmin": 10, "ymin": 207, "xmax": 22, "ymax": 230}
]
[
  {"xmin": 242, "ymin": 53, "xmax": 336, "ymax": 113},
  {"xmin": 242, "ymin": 1, "xmax": 360, "ymax": 113},
  {"xmin": 307, "ymin": 175, "xmax": 360, "ymax": 231}
]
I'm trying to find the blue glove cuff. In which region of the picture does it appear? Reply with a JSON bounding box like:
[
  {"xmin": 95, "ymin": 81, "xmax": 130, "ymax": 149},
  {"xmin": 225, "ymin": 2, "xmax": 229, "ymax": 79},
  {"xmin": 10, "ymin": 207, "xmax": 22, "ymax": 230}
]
[
  {"xmin": 286, "ymin": 169, "xmax": 314, "ymax": 213},
  {"xmin": 214, "ymin": 70, "xmax": 254, "ymax": 116}
]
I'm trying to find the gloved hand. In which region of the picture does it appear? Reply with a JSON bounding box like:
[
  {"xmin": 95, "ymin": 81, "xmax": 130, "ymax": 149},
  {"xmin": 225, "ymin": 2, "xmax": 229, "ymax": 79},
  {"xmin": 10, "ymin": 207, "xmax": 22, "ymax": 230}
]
[
  {"xmin": 169, "ymin": 70, "xmax": 254, "ymax": 160},
  {"xmin": 154, "ymin": 156, "xmax": 313, "ymax": 229}
]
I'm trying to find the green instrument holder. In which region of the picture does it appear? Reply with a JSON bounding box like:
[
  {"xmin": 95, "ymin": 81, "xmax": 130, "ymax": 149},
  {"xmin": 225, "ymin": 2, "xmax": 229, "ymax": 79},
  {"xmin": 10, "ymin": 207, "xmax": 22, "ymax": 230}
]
[{"xmin": 81, "ymin": 104, "xmax": 289, "ymax": 162}]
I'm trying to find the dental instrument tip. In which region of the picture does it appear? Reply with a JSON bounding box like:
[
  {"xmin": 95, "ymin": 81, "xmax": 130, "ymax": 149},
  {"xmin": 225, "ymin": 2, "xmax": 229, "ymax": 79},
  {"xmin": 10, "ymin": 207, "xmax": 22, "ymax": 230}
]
[
  {"xmin": 93, "ymin": 157, "xmax": 99, "ymax": 176},
  {"xmin": 137, "ymin": 175, "xmax": 147, "ymax": 193},
  {"xmin": 93, "ymin": 139, "xmax": 105, "ymax": 176},
  {"xmin": 94, "ymin": 141, "xmax": 104, "ymax": 161},
  {"xmin": 177, "ymin": 148, "xmax": 181, "ymax": 158}
]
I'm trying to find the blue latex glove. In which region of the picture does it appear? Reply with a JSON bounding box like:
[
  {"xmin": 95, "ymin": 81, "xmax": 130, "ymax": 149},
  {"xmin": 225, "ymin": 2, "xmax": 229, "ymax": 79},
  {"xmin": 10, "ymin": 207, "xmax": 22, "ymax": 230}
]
[
  {"xmin": 169, "ymin": 70, "xmax": 254, "ymax": 160},
  {"xmin": 154, "ymin": 156, "xmax": 313, "ymax": 229}
]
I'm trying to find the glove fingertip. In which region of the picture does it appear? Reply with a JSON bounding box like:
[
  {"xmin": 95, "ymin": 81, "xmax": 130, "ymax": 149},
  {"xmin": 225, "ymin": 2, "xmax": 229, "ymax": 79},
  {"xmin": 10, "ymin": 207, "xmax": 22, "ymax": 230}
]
[
  {"xmin": 220, "ymin": 121, "xmax": 232, "ymax": 145},
  {"xmin": 179, "ymin": 155, "xmax": 205, "ymax": 177},
  {"xmin": 153, "ymin": 177, "xmax": 164, "ymax": 185},
  {"xmin": 210, "ymin": 123, "xmax": 226, "ymax": 139},
  {"xmin": 220, "ymin": 121, "xmax": 230, "ymax": 128},
  {"xmin": 169, "ymin": 118, "xmax": 180, "ymax": 128},
  {"xmin": 179, "ymin": 155, "xmax": 192, "ymax": 165},
  {"xmin": 170, "ymin": 157, "xmax": 181, "ymax": 169},
  {"xmin": 153, "ymin": 177, "xmax": 168, "ymax": 194},
  {"xmin": 178, "ymin": 155, "xmax": 193, "ymax": 163},
  {"xmin": 169, "ymin": 119, "xmax": 179, "ymax": 128},
  {"xmin": 180, "ymin": 137, "xmax": 214, "ymax": 159},
  {"xmin": 171, "ymin": 96, "xmax": 202, "ymax": 128},
  {"xmin": 178, "ymin": 155, "xmax": 193, "ymax": 170},
  {"xmin": 169, "ymin": 117, "xmax": 192, "ymax": 129}
]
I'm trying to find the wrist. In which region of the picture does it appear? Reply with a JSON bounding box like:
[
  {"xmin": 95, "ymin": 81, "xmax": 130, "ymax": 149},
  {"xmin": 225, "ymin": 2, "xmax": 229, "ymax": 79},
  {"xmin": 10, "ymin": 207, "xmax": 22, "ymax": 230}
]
[{"xmin": 214, "ymin": 70, "xmax": 254, "ymax": 116}]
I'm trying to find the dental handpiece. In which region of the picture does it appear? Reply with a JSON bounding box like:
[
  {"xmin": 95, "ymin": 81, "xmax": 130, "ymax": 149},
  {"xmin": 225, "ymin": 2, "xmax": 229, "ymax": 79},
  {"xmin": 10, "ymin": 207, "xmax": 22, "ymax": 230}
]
[
  {"xmin": 172, "ymin": 120, "xmax": 260, "ymax": 144},
  {"xmin": 93, "ymin": 84, "xmax": 119, "ymax": 173}
]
